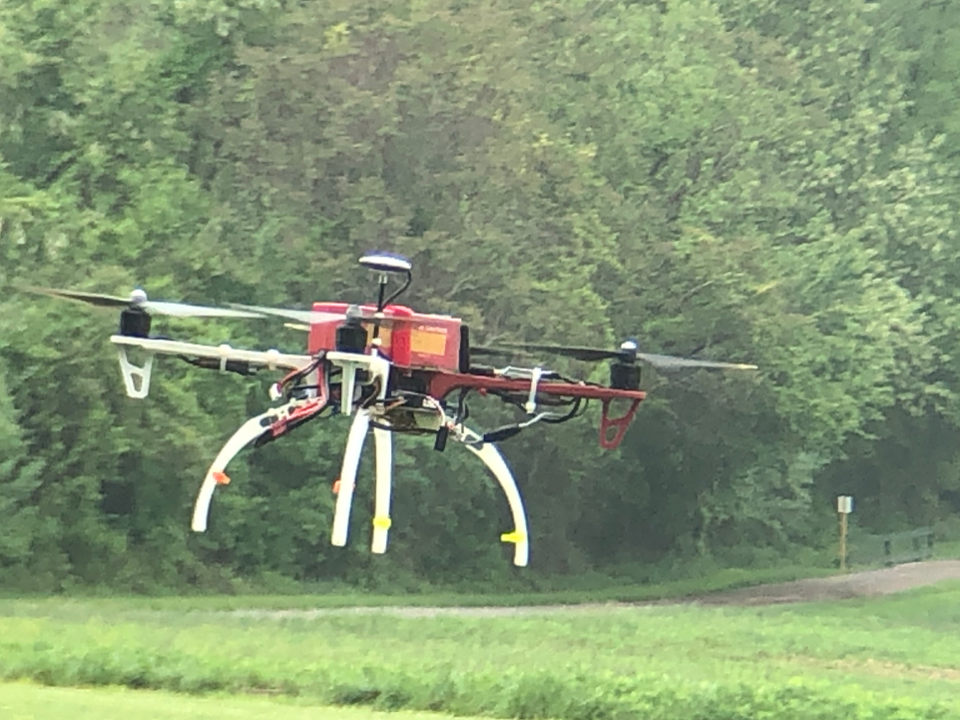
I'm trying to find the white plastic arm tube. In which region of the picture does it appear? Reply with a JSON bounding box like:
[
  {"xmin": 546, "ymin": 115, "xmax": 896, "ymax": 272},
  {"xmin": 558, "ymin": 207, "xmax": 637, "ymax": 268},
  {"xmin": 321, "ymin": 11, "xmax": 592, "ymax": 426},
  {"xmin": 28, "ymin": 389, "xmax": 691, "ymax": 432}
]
[
  {"xmin": 459, "ymin": 429, "xmax": 530, "ymax": 567},
  {"xmin": 330, "ymin": 410, "xmax": 371, "ymax": 547},
  {"xmin": 111, "ymin": 335, "xmax": 314, "ymax": 400},
  {"xmin": 192, "ymin": 410, "xmax": 275, "ymax": 532},
  {"xmin": 370, "ymin": 425, "xmax": 393, "ymax": 554}
]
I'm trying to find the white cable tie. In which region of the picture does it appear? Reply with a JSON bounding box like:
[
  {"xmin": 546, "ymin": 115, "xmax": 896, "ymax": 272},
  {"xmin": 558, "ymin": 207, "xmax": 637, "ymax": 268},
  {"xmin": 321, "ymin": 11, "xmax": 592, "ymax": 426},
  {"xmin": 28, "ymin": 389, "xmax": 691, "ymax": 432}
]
[
  {"xmin": 217, "ymin": 343, "xmax": 231, "ymax": 373},
  {"xmin": 524, "ymin": 367, "xmax": 543, "ymax": 414},
  {"xmin": 266, "ymin": 348, "xmax": 280, "ymax": 370},
  {"xmin": 269, "ymin": 382, "xmax": 283, "ymax": 401}
]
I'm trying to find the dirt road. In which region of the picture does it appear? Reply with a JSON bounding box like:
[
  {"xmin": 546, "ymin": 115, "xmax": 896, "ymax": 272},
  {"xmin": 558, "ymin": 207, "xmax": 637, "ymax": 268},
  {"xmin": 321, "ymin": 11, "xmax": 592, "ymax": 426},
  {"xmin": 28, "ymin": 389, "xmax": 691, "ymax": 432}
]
[
  {"xmin": 694, "ymin": 559, "xmax": 960, "ymax": 605},
  {"xmin": 232, "ymin": 561, "xmax": 960, "ymax": 620}
]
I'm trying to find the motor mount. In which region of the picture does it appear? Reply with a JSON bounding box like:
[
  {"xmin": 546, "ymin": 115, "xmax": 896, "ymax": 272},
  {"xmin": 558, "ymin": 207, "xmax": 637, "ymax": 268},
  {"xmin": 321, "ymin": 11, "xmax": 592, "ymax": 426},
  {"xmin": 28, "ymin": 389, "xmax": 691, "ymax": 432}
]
[
  {"xmin": 610, "ymin": 359, "xmax": 640, "ymax": 390},
  {"xmin": 119, "ymin": 308, "xmax": 151, "ymax": 337},
  {"xmin": 335, "ymin": 305, "xmax": 368, "ymax": 353}
]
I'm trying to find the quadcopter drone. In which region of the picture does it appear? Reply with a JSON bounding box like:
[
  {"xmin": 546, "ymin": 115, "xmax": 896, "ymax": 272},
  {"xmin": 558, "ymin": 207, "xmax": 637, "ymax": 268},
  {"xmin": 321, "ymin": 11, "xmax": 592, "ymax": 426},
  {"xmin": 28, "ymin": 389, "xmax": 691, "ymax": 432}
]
[{"xmin": 28, "ymin": 252, "xmax": 755, "ymax": 566}]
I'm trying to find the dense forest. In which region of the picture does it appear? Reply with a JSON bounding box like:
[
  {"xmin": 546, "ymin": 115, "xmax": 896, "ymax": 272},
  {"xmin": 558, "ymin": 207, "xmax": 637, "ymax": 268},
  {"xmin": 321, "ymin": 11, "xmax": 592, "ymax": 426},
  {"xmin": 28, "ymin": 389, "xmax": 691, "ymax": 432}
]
[{"xmin": 1, "ymin": 0, "xmax": 959, "ymax": 591}]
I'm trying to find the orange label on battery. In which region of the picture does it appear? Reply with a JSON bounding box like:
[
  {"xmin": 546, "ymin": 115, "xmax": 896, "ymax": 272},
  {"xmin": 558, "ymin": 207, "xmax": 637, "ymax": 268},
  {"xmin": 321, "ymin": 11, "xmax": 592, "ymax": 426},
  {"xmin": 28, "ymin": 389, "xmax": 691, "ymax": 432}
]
[{"xmin": 411, "ymin": 327, "xmax": 447, "ymax": 356}]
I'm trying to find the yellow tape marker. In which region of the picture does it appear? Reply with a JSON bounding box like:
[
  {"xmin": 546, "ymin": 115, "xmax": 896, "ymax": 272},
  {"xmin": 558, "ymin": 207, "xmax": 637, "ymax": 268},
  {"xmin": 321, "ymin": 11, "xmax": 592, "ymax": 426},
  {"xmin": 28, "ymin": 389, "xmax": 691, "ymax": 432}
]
[
  {"xmin": 500, "ymin": 531, "xmax": 525, "ymax": 544},
  {"xmin": 372, "ymin": 516, "xmax": 392, "ymax": 530}
]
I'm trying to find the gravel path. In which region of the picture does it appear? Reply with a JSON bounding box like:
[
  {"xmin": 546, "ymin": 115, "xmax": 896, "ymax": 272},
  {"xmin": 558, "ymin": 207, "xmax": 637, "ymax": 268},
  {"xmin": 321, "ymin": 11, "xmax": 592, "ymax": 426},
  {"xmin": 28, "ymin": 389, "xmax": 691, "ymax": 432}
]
[
  {"xmin": 694, "ymin": 559, "xmax": 960, "ymax": 605},
  {"xmin": 231, "ymin": 560, "xmax": 960, "ymax": 619}
]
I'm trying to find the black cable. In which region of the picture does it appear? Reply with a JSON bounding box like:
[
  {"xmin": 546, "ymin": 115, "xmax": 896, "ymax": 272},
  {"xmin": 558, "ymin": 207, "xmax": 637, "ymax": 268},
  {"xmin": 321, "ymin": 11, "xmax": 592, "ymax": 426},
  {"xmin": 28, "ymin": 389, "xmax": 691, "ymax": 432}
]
[
  {"xmin": 383, "ymin": 270, "xmax": 412, "ymax": 308},
  {"xmin": 178, "ymin": 356, "xmax": 260, "ymax": 376},
  {"xmin": 542, "ymin": 398, "xmax": 587, "ymax": 424},
  {"xmin": 454, "ymin": 388, "xmax": 470, "ymax": 424}
]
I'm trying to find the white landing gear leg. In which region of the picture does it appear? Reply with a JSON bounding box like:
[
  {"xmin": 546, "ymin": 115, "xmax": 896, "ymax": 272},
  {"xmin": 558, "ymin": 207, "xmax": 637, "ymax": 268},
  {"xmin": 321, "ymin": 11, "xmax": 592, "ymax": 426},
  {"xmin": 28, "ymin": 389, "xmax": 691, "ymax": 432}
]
[
  {"xmin": 330, "ymin": 410, "xmax": 370, "ymax": 547},
  {"xmin": 329, "ymin": 353, "xmax": 393, "ymax": 551},
  {"xmin": 192, "ymin": 395, "xmax": 328, "ymax": 532},
  {"xmin": 457, "ymin": 427, "xmax": 529, "ymax": 567},
  {"xmin": 370, "ymin": 425, "xmax": 392, "ymax": 554},
  {"xmin": 192, "ymin": 409, "xmax": 275, "ymax": 532},
  {"xmin": 330, "ymin": 412, "xmax": 396, "ymax": 553}
]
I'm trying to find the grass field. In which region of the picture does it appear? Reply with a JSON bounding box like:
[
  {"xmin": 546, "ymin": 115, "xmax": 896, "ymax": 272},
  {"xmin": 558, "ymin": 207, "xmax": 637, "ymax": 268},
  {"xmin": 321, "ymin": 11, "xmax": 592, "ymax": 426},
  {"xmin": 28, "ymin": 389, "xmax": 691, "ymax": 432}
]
[
  {"xmin": 0, "ymin": 682, "xmax": 492, "ymax": 720},
  {"xmin": 3, "ymin": 580, "xmax": 960, "ymax": 719}
]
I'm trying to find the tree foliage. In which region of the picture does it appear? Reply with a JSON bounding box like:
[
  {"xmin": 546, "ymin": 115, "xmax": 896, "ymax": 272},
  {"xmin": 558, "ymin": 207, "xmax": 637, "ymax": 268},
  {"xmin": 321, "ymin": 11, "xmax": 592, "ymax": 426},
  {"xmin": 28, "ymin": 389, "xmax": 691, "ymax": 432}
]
[{"xmin": 1, "ymin": 0, "xmax": 959, "ymax": 589}]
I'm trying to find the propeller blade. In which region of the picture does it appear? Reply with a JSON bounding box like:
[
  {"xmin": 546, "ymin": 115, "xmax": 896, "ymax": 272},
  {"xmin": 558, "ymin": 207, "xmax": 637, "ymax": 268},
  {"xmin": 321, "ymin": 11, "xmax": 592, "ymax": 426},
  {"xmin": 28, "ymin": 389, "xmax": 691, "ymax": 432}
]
[
  {"xmin": 24, "ymin": 286, "xmax": 264, "ymax": 319},
  {"xmin": 141, "ymin": 300, "xmax": 263, "ymax": 319},
  {"xmin": 486, "ymin": 342, "xmax": 619, "ymax": 362},
  {"xmin": 228, "ymin": 303, "xmax": 351, "ymax": 325},
  {"xmin": 22, "ymin": 286, "xmax": 130, "ymax": 308},
  {"xmin": 482, "ymin": 341, "xmax": 757, "ymax": 370},
  {"xmin": 635, "ymin": 353, "xmax": 758, "ymax": 371},
  {"xmin": 229, "ymin": 303, "xmax": 421, "ymax": 325}
]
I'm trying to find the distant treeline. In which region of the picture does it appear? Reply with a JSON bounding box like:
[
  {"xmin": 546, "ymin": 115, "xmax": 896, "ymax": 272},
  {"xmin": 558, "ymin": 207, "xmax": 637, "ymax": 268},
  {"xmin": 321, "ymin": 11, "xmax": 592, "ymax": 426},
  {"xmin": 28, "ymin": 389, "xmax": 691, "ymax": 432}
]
[{"xmin": 1, "ymin": 0, "xmax": 959, "ymax": 591}]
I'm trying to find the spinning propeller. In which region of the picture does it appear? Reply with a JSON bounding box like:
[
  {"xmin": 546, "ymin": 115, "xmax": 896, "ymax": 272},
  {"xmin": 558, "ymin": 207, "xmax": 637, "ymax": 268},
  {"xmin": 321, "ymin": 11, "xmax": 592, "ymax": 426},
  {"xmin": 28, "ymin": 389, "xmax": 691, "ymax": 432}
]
[
  {"xmin": 473, "ymin": 339, "xmax": 756, "ymax": 376},
  {"xmin": 226, "ymin": 303, "xmax": 424, "ymax": 326},
  {"xmin": 228, "ymin": 251, "xmax": 420, "ymax": 327},
  {"xmin": 24, "ymin": 287, "xmax": 263, "ymax": 319}
]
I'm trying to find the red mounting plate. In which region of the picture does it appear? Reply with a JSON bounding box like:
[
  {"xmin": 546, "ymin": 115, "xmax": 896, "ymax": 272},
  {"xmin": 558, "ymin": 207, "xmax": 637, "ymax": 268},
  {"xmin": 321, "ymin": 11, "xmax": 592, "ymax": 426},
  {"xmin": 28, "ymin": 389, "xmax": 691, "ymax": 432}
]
[
  {"xmin": 599, "ymin": 398, "xmax": 643, "ymax": 450},
  {"xmin": 426, "ymin": 372, "xmax": 646, "ymax": 449}
]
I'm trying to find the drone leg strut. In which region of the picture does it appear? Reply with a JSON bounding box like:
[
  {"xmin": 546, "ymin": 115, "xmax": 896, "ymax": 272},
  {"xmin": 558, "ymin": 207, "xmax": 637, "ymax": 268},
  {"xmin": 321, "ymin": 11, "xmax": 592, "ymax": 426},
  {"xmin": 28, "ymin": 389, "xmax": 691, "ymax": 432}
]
[
  {"xmin": 193, "ymin": 395, "xmax": 329, "ymax": 532},
  {"xmin": 192, "ymin": 409, "xmax": 275, "ymax": 532},
  {"xmin": 458, "ymin": 429, "xmax": 530, "ymax": 567},
  {"xmin": 330, "ymin": 415, "xmax": 394, "ymax": 554},
  {"xmin": 330, "ymin": 353, "xmax": 393, "ymax": 551},
  {"xmin": 370, "ymin": 426, "xmax": 393, "ymax": 553},
  {"xmin": 331, "ymin": 410, "xmax": 371, "ymax": 547}
]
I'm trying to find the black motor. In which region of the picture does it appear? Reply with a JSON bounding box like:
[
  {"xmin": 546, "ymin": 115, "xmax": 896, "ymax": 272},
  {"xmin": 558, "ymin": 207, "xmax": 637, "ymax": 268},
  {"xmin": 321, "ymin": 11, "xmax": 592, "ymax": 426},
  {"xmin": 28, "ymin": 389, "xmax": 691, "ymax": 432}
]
[
  {"xmin": 336, "ymin": 306, "xmax": 367, "ymax": 353},
  {"xmin": 119, "ymin": 308, "xmax": 151, "ymax": 337},
  {"xmin": 610, "ymin": 358, "xmax": 640, "ymax": 390}
]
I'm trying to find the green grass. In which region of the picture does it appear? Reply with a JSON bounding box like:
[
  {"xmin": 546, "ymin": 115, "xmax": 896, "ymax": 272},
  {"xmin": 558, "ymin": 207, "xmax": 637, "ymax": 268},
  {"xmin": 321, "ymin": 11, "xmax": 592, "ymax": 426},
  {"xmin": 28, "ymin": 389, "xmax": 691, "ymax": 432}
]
[
  {"xmin": 3, "ymin": 584, "xmax": 960, "ymax": 719},
  {"xmin": 0, "ymin": 682, "xmax": 492, "ymax": 720},
  {"xmin": 933, "ymin": 538, "xmax": 960, "ymax": 559}
]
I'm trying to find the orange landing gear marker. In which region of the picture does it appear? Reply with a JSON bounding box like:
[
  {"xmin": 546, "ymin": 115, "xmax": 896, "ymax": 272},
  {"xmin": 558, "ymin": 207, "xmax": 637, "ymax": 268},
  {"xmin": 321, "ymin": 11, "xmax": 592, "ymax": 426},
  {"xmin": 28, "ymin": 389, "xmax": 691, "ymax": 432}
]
[
  {"xmin": 212, "ymin": 471, "xmax": 231, "ymax": 486},
  {"xmin": 332, "ymin": 478, "xmax": 341, "ymax": 494}
]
